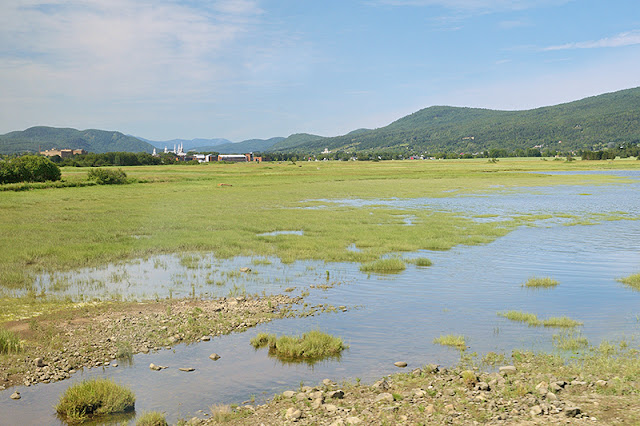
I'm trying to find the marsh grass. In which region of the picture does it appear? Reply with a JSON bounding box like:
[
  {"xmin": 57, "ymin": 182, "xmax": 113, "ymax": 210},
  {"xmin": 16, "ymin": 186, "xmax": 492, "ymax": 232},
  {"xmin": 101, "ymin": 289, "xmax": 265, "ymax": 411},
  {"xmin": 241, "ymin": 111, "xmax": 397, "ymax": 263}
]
[
  {"xmin": 407, "ymin": 257, "xmax": 433, "ymax": 267},
  {"xmin": 0, "ymin": 327, "xmax": 21, "ymax": 354},
  {"xmin": 55, "ymin": 378, "xmax": 135, "ymax": 423},
  {"xmin": 360, "ymin": 258, "xmax": 406, "ymax": 274},
  {"xmin": 553, "ymin": 332, "xmax": 589, "ymax": 351},
  {"xmin": 115, "ymin": 341, "xmax": 134, "ymax": 361},
  {"xmin": 250, "ymin": 330, "xmax": 346, "ymax": 363},
  {"xmin": 617, "ymin": 273, "xmax": 640, "ymax": 291},
  {"xmin": 523, "ymin": 277, "xmax": 559, "ymax": 288},
  {"xmin": 433, "ymin": 334, "xmax": 466, "ymax": 349},
  {"xmin": 498, "ymin": 311, "xmax": 582, "ymax": 328},
  {"xmin": 136, "ymin": 411, "xmax": 168, "ymax": 426}
]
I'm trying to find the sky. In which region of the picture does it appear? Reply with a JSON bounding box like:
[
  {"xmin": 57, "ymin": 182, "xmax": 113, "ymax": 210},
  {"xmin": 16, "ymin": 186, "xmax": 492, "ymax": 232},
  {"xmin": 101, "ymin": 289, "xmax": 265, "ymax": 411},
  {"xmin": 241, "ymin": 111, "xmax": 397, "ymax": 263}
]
[{"xmin": 1, "ymin": 0, "xmax": 639, "ymax": 142}]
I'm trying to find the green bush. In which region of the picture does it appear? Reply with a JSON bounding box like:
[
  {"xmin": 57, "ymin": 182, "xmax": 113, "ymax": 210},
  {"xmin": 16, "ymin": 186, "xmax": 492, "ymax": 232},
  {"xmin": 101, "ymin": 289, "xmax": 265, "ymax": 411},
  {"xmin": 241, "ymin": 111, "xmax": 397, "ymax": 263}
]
[
  {"xmin": 0, "ymin": 155, "xmax": 61, "ymax": 184},
  {"xmin": 87, "ymin": 168, "xmax": 129, "ymax": 184},
  {"xmin": 55, "ymin": 378, "xmax": 135, "ymax": 423}
]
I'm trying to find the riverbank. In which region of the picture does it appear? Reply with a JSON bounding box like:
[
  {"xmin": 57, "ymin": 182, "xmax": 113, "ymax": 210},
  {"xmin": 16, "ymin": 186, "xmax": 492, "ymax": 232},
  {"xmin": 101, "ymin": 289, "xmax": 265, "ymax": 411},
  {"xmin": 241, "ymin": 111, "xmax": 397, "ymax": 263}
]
[
  {"xmin": 1, "ymin": 294, "xmax": 309, "ymax": 389},
  {"xmin": 192, "ymin": 345, "xmax": 640, "ymax": 425}
]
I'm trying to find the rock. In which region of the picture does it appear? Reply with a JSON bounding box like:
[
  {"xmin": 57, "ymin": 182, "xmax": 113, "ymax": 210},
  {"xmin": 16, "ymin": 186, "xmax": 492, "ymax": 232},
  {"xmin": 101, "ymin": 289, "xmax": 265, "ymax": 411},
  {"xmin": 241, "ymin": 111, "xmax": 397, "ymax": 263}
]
[
  {"xmin": 284, "ymin": 287, "xmax": 295, "ymax": 292},
  {"xmin": 596, "ymin": 380, "xmax": 608, "ymax": 388},
  {"xmin": 546, "ymin": 392, "xmax": 558, "ymax": 401},
  {"xmin": 375, "ymin": 393, "xmax": 394, "ymax": 403},
  {"xmin": 322, "ymin": 379, "xmax": 334, "ymax": 387},
  {"xmin": 296, "ymin": 392, "xmax": 308, "ymax": 401},
  {"xmin": 535, "ymin": 381, "xmax": 549, "ymax": 395},
  {"xmin": 179, "ymin": 367, "xmax": 195, "ymax": 372},
  {"xmin": 571, "ymin": 380, "xmax": 587, "ymax": 386},
  {"xmin": 565, "ymin": 407, "xmax": 582, "ymax": 417},
  {"xmin": 149, "ymin": 363, "xmax": 161, "ymax": 371},
  {"xmin": 309, "ymin": 391, "xmax": 323, "ymax": 400},
  {"xmin": 413, "ymin": 388, "xmax": 427, "ymax": 397},
  {"xmin": 285, "ymin": 407, "xmax": 302, "ymax": 420},
  {"xmin": 372, "ymin": 379, "xmax": 390, "ymax": 391},
  {"xmin": 282, "ymin": 391, "xmax": 296, "ymax": 398},
  {"xmin": 311, "ymin": 398, "xmax": 323, "ymax": 409},
  {"xmin": 425, "ymin": 404, "xmax": 435, "ymax": 415},
  {"xmin": 201, "ymin": 336, "xmax": 211, "ymax": 341},
  {"xmin": 530, "ymin": 405, "xmax": 543, "ymax": 416},
  {"xmin": 327, "ymin": 390, "xmax": 344, "ymax": 399},
  {"xmin": 324, "ymin": 404, "xmax": 338, "ymax": 413},
  {"xmin": 394, "ymin": 361, "xmax": 408, "ymax": 368},
  {"xmin": 550, "ymin": 382, "xmax": 562, "ymax": 392},
  {"xmin": 345, "ymin": 417, "xmax": 361, "ymax": 425},
  {"xmin": 476, "ymin": 382, "xmax": 490, "ymax": 391},
  {"xmin": 10, "ymin": 392, "xmax": 21, "ymax": 400},
  {"xmin": 499, "ymin": 365, "xmax": 516, "ymax": 375},
  {"xmin": 239, "ymin": 267, "xmax": 251, "ymax": 273},
  {"xmin": 35, "ymin": 358, "xmax": 45, "ymax": 368},
  {"xmin": 209, "ymin": 353, "xmax": 221, "ymax": 361},
  {"xmin": 111, "ymin": 363, "xmax": 118, "ymax": 368}
]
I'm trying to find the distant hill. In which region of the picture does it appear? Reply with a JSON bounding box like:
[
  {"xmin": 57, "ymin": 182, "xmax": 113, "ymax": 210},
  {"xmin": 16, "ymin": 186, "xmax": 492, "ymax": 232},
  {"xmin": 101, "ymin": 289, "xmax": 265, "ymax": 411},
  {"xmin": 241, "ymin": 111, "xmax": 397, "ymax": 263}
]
[
  {"xmin": 272, "ymin": 87, "xmax": 640, "ymax": 154},
  {"xmin": 0, "ymin": 126, "xmax": 155, "ymax": 154},
  {"xmin": 270, "ymin": 133, "xmax": 325, "ymax": 151},
  {"xmin": 194, "ymin": 137, "xmax": 285, "ymax": 154},
  {"xmin": 137, "ymin": 136, "xmax": 232, "ymax": 151}
]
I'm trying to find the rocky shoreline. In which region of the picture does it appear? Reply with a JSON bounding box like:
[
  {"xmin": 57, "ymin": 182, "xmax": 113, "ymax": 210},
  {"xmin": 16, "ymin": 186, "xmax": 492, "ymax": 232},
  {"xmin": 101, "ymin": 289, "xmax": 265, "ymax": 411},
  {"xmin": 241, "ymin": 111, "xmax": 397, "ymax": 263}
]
[{"xmin": 1, "ymin": 294, "xmax": 307, "ymax": 389}]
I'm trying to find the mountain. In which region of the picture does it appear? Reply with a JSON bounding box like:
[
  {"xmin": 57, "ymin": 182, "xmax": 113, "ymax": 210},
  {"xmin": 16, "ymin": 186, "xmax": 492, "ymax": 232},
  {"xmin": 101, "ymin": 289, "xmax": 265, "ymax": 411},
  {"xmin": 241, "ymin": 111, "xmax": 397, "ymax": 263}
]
[
  {"xmin": 270, "ymin": 133, "xmax": 325, "ymax": 151},
  {"xmin": 194, "ymin": 137, "xmax": 285, "ymax": 154},
  {"xmin": 271, "ymin": 87, "xmax": 640, "ymax": 154},
  {"xmin": 137, "ymin": 137, "xmax": 232, "ymax": 151},
  {"xmin": 0, "ymin": 126, "xmax": 155, "ymax": 154}
]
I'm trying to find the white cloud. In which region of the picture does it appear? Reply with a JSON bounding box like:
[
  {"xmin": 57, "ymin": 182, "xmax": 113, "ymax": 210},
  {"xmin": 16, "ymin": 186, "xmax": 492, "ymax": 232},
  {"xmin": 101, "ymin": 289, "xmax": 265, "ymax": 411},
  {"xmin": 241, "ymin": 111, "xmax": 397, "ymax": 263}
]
[
  {"xmin": 543, "ymin": 30, "xmax": 640, "ymax": 51},
  {"xmin": 371, "ymin": 0, "xmax": 570, "ymax": 12}
]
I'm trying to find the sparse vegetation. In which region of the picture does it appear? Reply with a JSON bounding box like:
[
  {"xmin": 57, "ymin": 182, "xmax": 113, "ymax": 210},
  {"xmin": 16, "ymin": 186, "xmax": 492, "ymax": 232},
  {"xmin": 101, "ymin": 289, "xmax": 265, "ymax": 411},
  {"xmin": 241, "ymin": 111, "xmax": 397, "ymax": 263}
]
[
  {"xmin": 553, "ymin": 331, "xmax": 589, "ymax": 351},
  {"xmin": 251, "ymin": 330, "xmax": 346, "ymax": 362},
  {"xmin": 136, "ymin": 411, "xmax": 168, "ymax": 426},
  {"xmin": 55, "ymin": 378, "xmax": 135, "ymax": 423},
  {"xmin": 433, "ymin": 334, "xmax": 466, "ymax": 349},
  {"xmin": 360, "ymin": 258, "xmax": 406, "ymax": 273},
  {"xmin": 523, "ymin": 276, "xmax": 559, "ymax": 288},
  {"xmin": 618, "ymin": 273, "xmax": 640, "ymax": 290},
  {"xmin": 498, "ymin": 311, "xmax": 582, "ymax": 328},
  {"xmin": 116, "ymin": 341, "xmax": 134, "ymax": 361}
]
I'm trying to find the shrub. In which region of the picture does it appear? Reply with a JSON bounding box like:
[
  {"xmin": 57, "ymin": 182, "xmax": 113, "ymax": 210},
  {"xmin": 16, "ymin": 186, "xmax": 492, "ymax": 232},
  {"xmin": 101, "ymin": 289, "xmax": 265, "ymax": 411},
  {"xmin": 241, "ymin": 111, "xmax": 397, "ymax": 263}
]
[
  {"xmin": 87, "ymin": 168, "xmax": 129, "ymax": 184},
  {"xmin": 0, "ymin": 328, "xmax": 21, "ymax": 354},
  {"xmin": 0, "ymin": 155, "xmax": 61, "ymax": 184},
  {"xmin": 55, "ymin": 378, "xmax": 135, "ymax": 423},
  {"xmin": 136, "ymin": 411, "xmax": 168, "ymax": 426}
]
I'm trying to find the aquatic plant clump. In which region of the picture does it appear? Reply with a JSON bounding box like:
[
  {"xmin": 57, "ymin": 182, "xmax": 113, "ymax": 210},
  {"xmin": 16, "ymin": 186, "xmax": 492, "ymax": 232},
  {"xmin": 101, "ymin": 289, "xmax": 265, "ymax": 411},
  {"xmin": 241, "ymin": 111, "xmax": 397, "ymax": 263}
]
[
  {"xmin": 250, "ymin": 330, "xmax": 347, "ymax": 361},
  {"xmin": 55, "ymin": 378, "xmax": 135, "ymax": 423},
  {"xmin": 408, "ymin": 257, "xmax": 433, "ymax": 267},
  {"xmin": 360, "ymin": 258, "xmax": 406, "ymax": 273},
  {"xmin": 433, "ymin": 334, "xmax": 466, "ymax": 349},
  {"xmin": 523, "ymin": 277, "xmax": 559, "ymax": 288},
  {"xmin": 618, "ymin": 273, "xmax": 640, "ymax": 290},
  {"xmin": 498, "ymin": 311, "xmax": 583, "ymax": 328},
  {"xmin": 0, "ymin": 328, "xmax": 21, "ymax": 354}
]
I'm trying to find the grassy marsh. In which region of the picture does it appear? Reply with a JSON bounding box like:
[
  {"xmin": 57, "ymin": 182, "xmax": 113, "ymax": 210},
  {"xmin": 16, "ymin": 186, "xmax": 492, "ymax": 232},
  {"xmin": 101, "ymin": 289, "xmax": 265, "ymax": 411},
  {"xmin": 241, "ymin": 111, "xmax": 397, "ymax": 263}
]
[
  {"xmin": 135, "ymin": 411, "xmax": 168, "ymax": 426},
  {"xmin": 407, "ymin": 257, "xmax": 433, "ymax": 267},
  {"xmin": 359, "ymin": 258, "xmax": 406, "ymax": 273},
  {"xmin": 498, "ymin": 311, "xmax": 583, "ymax": 328},
  {"xmin": 1, "ymin": 159, "xmax": 636, "ymax": 294},
  {"xmin": 55, "ymin": 378, "xmax": 135, "ymax": 423}
]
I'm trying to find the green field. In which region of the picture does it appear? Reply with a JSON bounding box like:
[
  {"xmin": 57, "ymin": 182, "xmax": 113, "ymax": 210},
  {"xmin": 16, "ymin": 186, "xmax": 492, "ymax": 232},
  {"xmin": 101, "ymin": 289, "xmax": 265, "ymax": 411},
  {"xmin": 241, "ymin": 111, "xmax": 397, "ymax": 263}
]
[{"xmin": 1, "ymin": 158, "xmax": 637, "ymax": 297}]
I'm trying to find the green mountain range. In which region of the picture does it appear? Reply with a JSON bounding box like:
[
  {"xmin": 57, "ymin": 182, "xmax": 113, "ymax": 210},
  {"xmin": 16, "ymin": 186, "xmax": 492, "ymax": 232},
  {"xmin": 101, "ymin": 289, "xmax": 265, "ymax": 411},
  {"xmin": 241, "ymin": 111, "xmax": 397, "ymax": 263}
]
[
  {"xmin": 271, "ymin": 87, "xmax": 640, "ymax": 154},
  {"xmin": 2, "ymin": 87, "xmax": 640, "ymax": 156},
  {"xmin": 0, "ymin": 126, "xmax": 155, "ymax": 154}
]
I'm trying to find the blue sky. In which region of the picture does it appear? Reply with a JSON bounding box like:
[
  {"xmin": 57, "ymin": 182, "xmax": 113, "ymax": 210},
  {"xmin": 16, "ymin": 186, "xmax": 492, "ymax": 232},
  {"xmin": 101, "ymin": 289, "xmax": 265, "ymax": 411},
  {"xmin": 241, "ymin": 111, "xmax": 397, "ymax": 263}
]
[{"xmin": 1, "ymin": 0, "xmax": 639, "ymax": 141}]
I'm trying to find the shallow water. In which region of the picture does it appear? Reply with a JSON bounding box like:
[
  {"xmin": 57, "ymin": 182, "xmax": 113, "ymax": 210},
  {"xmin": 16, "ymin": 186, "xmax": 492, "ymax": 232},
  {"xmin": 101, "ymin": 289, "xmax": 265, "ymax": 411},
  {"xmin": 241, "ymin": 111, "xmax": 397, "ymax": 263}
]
[{"xmin": 2, "ymin": 171, "xmax": 640, "ymax": 424}]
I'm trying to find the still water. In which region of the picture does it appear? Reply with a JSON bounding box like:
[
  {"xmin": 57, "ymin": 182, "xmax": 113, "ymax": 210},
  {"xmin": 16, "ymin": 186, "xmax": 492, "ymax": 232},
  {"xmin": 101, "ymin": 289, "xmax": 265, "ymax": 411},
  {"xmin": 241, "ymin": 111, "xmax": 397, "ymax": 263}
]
[{"xmin": 2, "ymin": 171, "xmax": 640, "ymax": 424}]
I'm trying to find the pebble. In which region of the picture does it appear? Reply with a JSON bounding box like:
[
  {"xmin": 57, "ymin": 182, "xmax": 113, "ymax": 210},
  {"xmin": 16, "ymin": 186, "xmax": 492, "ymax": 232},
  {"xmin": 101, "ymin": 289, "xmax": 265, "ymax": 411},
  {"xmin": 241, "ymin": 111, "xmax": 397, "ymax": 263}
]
[
  {"xmin": 374, "ymin": 393, "xmax": 394, "ymax": 403},
  {"xmin": 10, "ymin": 392, "xmax": 21, "ymax": 400},
  {"xmin": 282, "ymin": 391, "xmax": 295, "ymax": 398},
  {"xmin": 394, "ymin": 361, "xmax": 408, "ymax": 368},
  {"xmin": 179, "ymin": 367, "xmax": 195, "ymax": 372},
  {"xmin": 209, "ymin": 353, "xmax": 221, "ymax": 361},
  {"xmin": 499, "ymin": 365, "xmax": 517, "ymax": 374},
  {"xmin": 285, "ymin": 407, "xmax": 302, "ymax": 420}
]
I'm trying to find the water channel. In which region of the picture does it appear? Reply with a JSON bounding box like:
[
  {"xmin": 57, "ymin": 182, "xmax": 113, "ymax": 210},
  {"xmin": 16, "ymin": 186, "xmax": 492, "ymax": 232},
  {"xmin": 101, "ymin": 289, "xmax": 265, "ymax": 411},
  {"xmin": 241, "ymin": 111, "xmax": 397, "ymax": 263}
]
[{"xmin": 2, "ymin": 171, "xmax": 640, "ymax": 424}]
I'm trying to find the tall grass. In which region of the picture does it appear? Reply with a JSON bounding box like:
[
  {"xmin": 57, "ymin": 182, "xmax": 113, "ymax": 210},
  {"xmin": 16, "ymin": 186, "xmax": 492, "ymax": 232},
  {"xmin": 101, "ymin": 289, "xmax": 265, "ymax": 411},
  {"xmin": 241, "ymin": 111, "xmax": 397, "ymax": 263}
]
[
  {"xmin": 360, "ymin": 258, "xmax": 406, "ymax": 273},
  {"xmin": 55, "ymin": 378, "xmax": 135, "ymax": 423},
  {"xmin": 408, "ymin": 257, "xmax": 433, "ymax": 267},
  {"xmin": 618, "ymin": 273, "xmax": 640, "ymax": 290},
  {"xmin": 553, "ymin": 332, "xmax": 589, "ymax": 351},
  {"xmin": 250, "ymin": 330, "xmax": 346, "ymax": 362},
  {"xmin": 523, "ymin": 277, "xmax": 559, "ymax": 288},
  {"xmin": 0, "ymin": 328, "xmax": 21, "ymax": 354}
]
